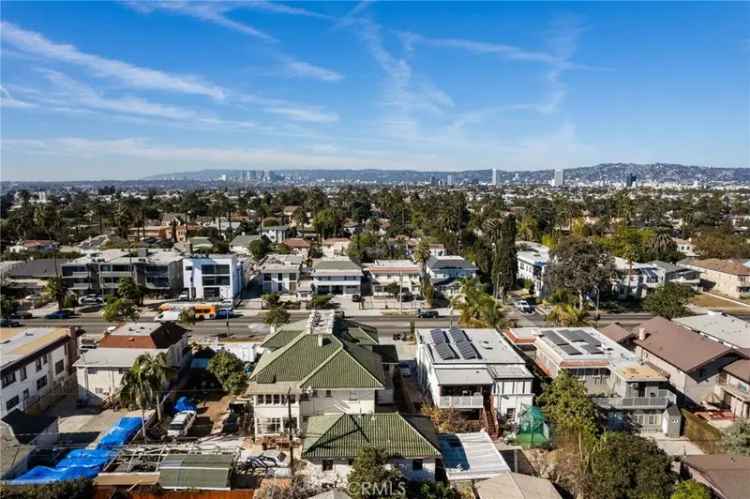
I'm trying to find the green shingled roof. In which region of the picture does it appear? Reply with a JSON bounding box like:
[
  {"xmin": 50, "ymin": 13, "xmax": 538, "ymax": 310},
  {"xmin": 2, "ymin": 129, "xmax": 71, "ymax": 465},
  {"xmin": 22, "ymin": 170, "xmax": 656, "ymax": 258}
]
[
  {"xmin": 260, "ymin": 329, "xmax": 304, "ymax": 350},
  {"xmin": 340, "ymin": 325, "xmax": 378, "ymax": 345},
  {"xmin": 302, "ymin": 414, "xmax": 441, "ymax": 460}
]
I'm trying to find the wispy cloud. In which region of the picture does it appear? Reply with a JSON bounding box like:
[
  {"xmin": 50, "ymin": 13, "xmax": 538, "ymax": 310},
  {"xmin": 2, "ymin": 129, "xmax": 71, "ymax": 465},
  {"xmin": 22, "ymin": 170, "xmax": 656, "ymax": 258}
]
[
  {"xmin": 0, "ymin": 85, "xmax": 37, "ymax": 108},
  {"xmin": 0, "ymin": 21, "xmax": 227, "ymax": 99},
  {"xmin": 246, "ymin": 1, "xmax": 332, "ymax": 21},
  {"xmin": 265, "ymin": 105, "xmax": 339, "ymax": 123},
  {"xmin": 282, "ymin": 58, "xmax": 343, "ymax": 82},
  {"xmin": 123, "ymin": 1, "xmax": 277, "ymax": 42}
]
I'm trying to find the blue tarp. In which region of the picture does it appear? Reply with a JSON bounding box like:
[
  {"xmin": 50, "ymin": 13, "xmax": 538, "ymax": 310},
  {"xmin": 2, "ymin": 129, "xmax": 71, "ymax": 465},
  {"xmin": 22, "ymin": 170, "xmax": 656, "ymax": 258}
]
[
  {"xmin": 96, "ymin": 416, "xmax": 143, "ymax": 450},
  {"xmin": 9, "ymin": 417, "xmax": 142, "ymax": 485},
  {"xmin": 174, "ymin": 396, "xmax": 197, "ymax": 413}
]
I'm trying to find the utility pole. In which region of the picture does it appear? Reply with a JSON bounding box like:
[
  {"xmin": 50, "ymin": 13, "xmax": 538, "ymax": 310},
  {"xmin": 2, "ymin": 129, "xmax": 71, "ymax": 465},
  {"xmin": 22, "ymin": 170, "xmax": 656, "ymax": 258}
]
[{"xmin": 287, "ymin": 387, "xmax": 295, "ymax": 472}]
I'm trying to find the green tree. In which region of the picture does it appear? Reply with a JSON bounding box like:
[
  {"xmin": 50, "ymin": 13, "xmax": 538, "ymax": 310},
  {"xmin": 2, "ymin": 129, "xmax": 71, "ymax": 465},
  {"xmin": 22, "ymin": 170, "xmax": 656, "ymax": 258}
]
[
  {"xmin": 1, "ymin": 295, "xmax": 19, "ymax": 317},
  {"xmin": 421, "ymin": 275, "xmax": 435, "ymax": 308},
  {"xmin": 414, "ymin": 239, "xmax": 432, "ymax": 272},
  {"xmin": 384, "ymin": 282, "xmax": 401, "ymax": 300},
  {"xmin": 310, "ymin": 294, "xmax": 334, "ymax": 309},
  {"xmin": 249, "ymin": 236, "xmax": 272, "ymax": 260},
  {"xmin": 313, "ymin": 208, "xmax": 340, "ymax": 239},
  {"xmin": 120, "ymin": 353, "xmax": 174, "ymax": 437},
  {"xmin": 262, "ymin": 292, "xmax": 283, "ymax": 308},
  {"xmin": 451, "ymin": 278, "xmax": 507, "ymax": 329},
  {"xmin": 546, "ymin": 303, "xmax": 590, "ymax": 327},
  {"xmin": 44, "ymin": 277, "xmax": 66, "ymax": 310},
  {"xmin": 263, "ymin": 306, "xmax": 291, "ymax": 331},
  {"xmin": 493, "ymin": 215, "xmax": 518, "ymax": 299},
  {"xmin": 207, "ymin": 350, "xmax": 247, "ymax": 395},
  {"xmin": 548, "ymin": 237, "xmax": 614, "ymax": 310},
  {"xmin": 102, "ymin": 297, "xmax": 140, "ymax": 322},
  {"xmin": 177, "ymin": 308, "xmax": 196, "ymax": 326},
  {"xmin": 671, "ymin": 480, "xmax": 711, "ymax": 499},
  {"xmin": 722, "ymin": 418, "xmax": 750, "ymax": 456},
  {"xmin": 347, "ymin": 447, "xmax": 404, "ymax": 499},
  {"xmin": 643, "ymin": 284, "xmax": 694, "ymax": 319},
  {"xmin": 118, "ymin": 276, "xmax": 145, "ymax": 306},
  {"xmin": 538, "ymin": 370, "xmax": 598, "ymax": 444},
  {"xmin": 585, "ymin": 432, "xmax": 675, "ymax": 499}
]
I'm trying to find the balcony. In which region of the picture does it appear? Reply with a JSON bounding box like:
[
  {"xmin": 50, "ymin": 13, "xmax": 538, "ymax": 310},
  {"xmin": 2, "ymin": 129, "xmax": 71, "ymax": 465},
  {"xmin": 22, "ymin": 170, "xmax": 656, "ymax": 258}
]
[
  {"xmin": 594, "ymin": 390, "xmax": 672, "ymax": 410},
  {"xmin": 437, "ymin": 395, "xmax": 484, "ymax": 409},
  {"xmin": 719, "ymin": 382, "xmax": 750, "ymax": 402}
]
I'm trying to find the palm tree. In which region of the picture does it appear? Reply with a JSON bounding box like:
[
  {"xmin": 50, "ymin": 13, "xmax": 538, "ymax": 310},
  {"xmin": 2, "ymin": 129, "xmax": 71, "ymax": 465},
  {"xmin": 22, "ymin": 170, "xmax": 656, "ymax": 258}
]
[
  {"xmin": 451, "ymin": 278, "xmax": 507, "ymax": 329},
  {"xmin": 45, "ymin": 277, "xmax": 66, "ymax": 310},
  {"xmin": 546, "ymin": 303, "xmax": 590, "ymax": 327},
  {"xmin": 119, "ymin": 353, "xmax": 174, "ymax": 439},
  {"xmin": 517, "ymin": 214, "xmax": 538, "ymax": 242}
]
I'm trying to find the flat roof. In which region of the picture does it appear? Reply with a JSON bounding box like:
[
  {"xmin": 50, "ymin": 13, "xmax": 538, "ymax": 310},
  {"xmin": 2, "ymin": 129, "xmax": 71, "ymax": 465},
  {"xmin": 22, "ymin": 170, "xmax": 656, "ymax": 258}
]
[
  {"xmin": 674, "ymin": 313, "xmax": 750, "ymax": 349},
  {"xmin": 531, "ymin": 327, "xmax": 638, "ymax": 368},
  {"xmin": 75, "ymin": 347, "xmax": 165, "ymax": 368},
  {"xmin": 1, "ymin": 327, "xmax": 71, "ymax": 370},
  {"xmin": 312, "ymin": 257, "xmax": 362, "ymax": 274},
  {"xmin": 439, "ymin": 432, "xmax": 510, "ymax": 481},
  {"xmin": 435, "ymin": 368, "xmax": 494, "ymax": 385},
  {"xmin": 418, "ymin": 328, "xmax": 527, "ymax": 365},
  {"xmin": 614, "ymin": 362, "xmax": 667, "ymax": 382}
]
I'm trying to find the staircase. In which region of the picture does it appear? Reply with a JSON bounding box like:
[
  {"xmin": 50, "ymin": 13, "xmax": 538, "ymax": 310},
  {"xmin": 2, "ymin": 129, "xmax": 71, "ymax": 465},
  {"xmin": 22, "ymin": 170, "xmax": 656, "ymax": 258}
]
[{"xmin": 482, "ymin": 398, "xmax": 499, "ymax": 439}]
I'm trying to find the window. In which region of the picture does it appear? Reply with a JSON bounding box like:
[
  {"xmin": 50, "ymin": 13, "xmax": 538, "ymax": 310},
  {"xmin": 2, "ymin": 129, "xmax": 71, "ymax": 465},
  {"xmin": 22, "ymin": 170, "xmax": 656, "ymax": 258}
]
[
  {"xmin": 648, "ymin": 414, "xmax": 657, "ymax": 425},
  {"xmin": 1, "ymin": 371, "xmax": 16, "ymax": 388},
  {"xmin": 55, "ymin": 360, "xmax": 64, "ymax": 375},
  {"xmin": 350, "ymin": 391, "xmax": 358, "ymax": 401},
  {"xmin": 35, "ymin": 358, "xmax": 43, "ymax": 372},
  {"xmin": 88, "ymin": 368, "xmax": 98, "ymax": 375},
  {"xmin": 6, "ymin": 396, "xmax": 19, "ymax": 411},
  {"xmin": 22, "ymin": 389, "xmax": 29, "ymax": 400},
  {"xmin": 412, "ymin": 459, "xmax": 423, "ymax": 471},
  {"xmin": 19, "ymin": 366, "xmax": 27, "ymax": 381},
  {"xmin": 322, "ymin": 460, "xmax": 333, "ymax": 471},
  {"xmin": 325, "ymin": 390, "xmax": 332, "ymax": 398},
  {"xmin": 37, "ymin": 375, "xmax": 48, "ymax": 390},
  {"xmin": 42, "ymin": 354, "xmax": 48, "ymax": 365}
]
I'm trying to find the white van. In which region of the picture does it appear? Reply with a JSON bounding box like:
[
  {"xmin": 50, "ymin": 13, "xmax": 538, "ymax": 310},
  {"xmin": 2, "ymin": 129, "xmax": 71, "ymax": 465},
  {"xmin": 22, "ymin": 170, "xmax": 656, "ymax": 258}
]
[{"xmin": 167, "ymin": 410, "xmax": 197, "ymax": 438}]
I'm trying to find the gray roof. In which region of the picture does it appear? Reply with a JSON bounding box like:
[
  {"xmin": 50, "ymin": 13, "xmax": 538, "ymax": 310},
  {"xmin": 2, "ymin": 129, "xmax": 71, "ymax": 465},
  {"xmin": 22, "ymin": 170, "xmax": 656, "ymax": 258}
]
[
  {"xmin": 674, "ymin": 313, "xmax": 750, "ymax": 349},
  {"xmin": 3, "ymin": 258, "xmax": 70, "ymax": 279},
  {"xmin": 651, "ymin": 260, "xmax": 681, "ymax": 273},
  {"xmin": 75, "ymin": 347, "xmax": 165, "ymax": 368},
  {"xmin": 312, "ymin": 257, "xmax": 362, "ymax": 274},
  {"xmin": 159, "ymin": 454, "xmax": 233, "ymax": 490},
  {"xmin": 230, "ymin": 234, "xmax": 260, "ymax": 247},
  {"xmin": 426, "ymin": 255, "xmax": 478, "ymax": 271}
]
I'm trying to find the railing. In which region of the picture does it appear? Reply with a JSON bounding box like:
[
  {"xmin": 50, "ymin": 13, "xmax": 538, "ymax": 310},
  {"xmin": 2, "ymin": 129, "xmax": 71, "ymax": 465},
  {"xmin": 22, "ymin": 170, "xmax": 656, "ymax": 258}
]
[
  {"xmin": 437, "ymin": 395, "xmax": 484, "ymax": 409},
  {"xmin": 593, "ymin": 394, "xmax": 671, "ymax": 409}
]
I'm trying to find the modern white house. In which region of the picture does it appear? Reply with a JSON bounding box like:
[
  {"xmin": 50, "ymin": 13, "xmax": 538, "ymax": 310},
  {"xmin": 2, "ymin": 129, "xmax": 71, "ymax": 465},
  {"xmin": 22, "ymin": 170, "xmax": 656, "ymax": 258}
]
[
  {"xmin": 75, "ymin": 322, "xmax": 189, "ymax": 405},
  {"xmin": 261, "ymin": 225, "xmax": 289, "ymax": 244},
  {"xmin": 366, "ymin": 259, "xmax": 421, "ymax": 297},
  {"xmin": 258, "ymin": 254, "xmax": 304, "ymax": 294},
  {"xmin": 516, "ymin": 241, "xmax": 550, "ymax": 297},
  {"xmin": 415, "ymin": 327, "xmax": 534, "ymax": 427},
  {"xmin": 182, "ymin": 254, "xmax": 244, "ymax": 300},
  {"xmin": 311, "ymin": 257, "xmax": 362, "ymax": 296},
  {"xmin": 1, "ymin": 327, "xmax": 81, "ymax": 417}
]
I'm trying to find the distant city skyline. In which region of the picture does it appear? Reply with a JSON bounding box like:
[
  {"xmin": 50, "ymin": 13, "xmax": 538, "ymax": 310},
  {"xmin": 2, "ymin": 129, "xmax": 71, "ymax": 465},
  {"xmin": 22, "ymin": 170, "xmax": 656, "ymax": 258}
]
[{"xmin": 1, "ymin": 1, "xmax": 749, "ymax": 180}]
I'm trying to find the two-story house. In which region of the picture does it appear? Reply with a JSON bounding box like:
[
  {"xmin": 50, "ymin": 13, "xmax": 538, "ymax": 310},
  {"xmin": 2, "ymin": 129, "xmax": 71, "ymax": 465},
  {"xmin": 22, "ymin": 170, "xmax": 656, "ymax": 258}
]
[
  {"xmin": 182, "ymin": 254, "xmax": 244, "ymax": 300},
  {"xmin": 258, "ymin": 254, "xmax": 304, "ymax": 294},
  {"xmin": 245, "ymin": 311, "xmax": 389, "ymax": 438},
  {"xmin": 366, "ymin": 260, "xmax": 421, "ymax": 297},
  {"xmin": 415, "ymin": 327, "xmax": 534, "ymax": 428},
  {"xmin": 680, "ymin": 258, "xmax": 750, "ymax": 299},
  {"xmin": 74, "ymin": 322, "xmax": 189, "ymax": 405},
  {"xmin": 516, "ymin": 241, "xmax": 550, "ymax": 298},
  {"xmin": 311, "ymin": 257, "xmax": 362, "ymax": 296},
  {"xmin": 425, "ymin": 256, "xmax": 478, "ymax": 297}
]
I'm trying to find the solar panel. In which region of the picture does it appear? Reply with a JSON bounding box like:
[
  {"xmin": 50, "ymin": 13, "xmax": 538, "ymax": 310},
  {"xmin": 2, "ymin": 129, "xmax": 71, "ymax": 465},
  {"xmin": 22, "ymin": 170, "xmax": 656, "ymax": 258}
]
[
  {"xmin": 581, "ymin": 344, "xmax": 604, "ymax": 355},
  {"xmin": 565, "ymin": 329, "xmax": 588, "ymax": 342},
  {"xmin": 559, "ymin": 344, "xmax": 581, "ymax": 355},
  {"xmin": 456, "ymin": 341, "xmax": 480, "ymax": 360},
  {"xmin": 448, "ymin": 328, "xmax": 468, "ymax": 344},
  {"xmin": 542, "ymin": 331, "xmax": 568, "ymax": 345},
  {"xmin": 430, "ymin": 329, "xmax": 447, "ymax": 344},
  {"xmin": 434, "ymin": 343, "xmax": 458, "ymax": 360}
]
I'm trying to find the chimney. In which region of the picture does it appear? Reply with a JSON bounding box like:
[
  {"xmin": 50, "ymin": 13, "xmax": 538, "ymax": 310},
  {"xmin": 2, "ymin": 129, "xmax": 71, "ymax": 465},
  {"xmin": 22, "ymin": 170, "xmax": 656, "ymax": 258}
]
[
  {"xmin": 638, "ymin": 327, "xmax": 648, "ymax": 341},
  {"xmin": 318, "ymin": 335, "xmax": 328, "ymax": 347}
]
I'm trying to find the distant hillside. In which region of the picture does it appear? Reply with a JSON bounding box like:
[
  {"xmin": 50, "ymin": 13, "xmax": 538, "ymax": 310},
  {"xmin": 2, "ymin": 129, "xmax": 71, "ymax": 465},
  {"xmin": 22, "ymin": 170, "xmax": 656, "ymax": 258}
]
[{"xmin": 141, "ymin": 163, "xmax": 750, "ymax": 184}]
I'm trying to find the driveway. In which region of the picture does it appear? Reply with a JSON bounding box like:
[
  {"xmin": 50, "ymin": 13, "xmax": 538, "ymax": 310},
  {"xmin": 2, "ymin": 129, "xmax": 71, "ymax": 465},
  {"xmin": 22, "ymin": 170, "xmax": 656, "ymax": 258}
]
[{"xmin": 643, "ymin": 433, "xmax": 704, "ymax": 456}]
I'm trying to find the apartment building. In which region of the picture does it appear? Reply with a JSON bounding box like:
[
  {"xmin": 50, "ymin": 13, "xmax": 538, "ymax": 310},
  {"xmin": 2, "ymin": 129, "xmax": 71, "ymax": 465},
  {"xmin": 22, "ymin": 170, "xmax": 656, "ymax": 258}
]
[
  {"xmin": 516, "ymin": 241, "xmax": 550, "ymax": 297},
  {"xmin": 310, "ymin": 257, "xmax": 362, "ymax": 296},
  {"xmin": 258, "ymin": 254, "xmax": 304, "ymax": 294},
  {"xmin": 634, "ymin": 317, "xmax": 744, "ymax": 406},
  {"xmin": 61, "ymin": 249, "xmax": 184, "ymax": 295},
  {"xmin": 366, "ymin": 259, "xmax": 421, "ymax": 297},
  {"xmin": 415, "ymin": 327, "xmax": 534, "ymax": 425},
  {"xmin": 245, "ymin": 311, "xmax": 388, "ymax": 437},
  {"xmin": 75, "ymin": 322, "xmax": 189, "ymax": 405},
  {"xmin": 506, "ymin": 326, "xmax": 678, "ymax": 433},
  {"xmin": 680, "ymin": 258, "xmax": 750, "ymax": 299},
  {"xmin": 1, "ymin": 327, "xmax": 81, "ymax": 417},
  {"xmin": 182, "ymin": 254, "xmax": 244, "ymax": 300},
  {"xmin": 674, "ymin": 312, "xmax": 750, "ymax": 352}
]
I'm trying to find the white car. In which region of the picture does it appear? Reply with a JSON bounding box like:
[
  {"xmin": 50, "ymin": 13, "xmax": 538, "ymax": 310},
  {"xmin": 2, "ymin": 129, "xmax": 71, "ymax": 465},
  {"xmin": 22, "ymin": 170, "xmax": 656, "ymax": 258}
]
[
  {"xmin": 78, "ymin": 294, "xmax": 103, "ymax": 305},
  {"xmin": 513, "ymin": 300, "xmax": 533, "ymax": 314},
  {"xmin": 167, "ymin": 410, "xmax": 197, "ymax": 438}
]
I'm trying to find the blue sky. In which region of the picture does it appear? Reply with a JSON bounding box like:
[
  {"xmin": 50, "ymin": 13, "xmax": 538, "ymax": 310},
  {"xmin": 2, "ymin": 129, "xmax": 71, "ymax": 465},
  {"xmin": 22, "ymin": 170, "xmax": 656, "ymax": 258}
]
[{"xmin": 1, "ymin": 1, "xmax": 748, "ymax": 180}]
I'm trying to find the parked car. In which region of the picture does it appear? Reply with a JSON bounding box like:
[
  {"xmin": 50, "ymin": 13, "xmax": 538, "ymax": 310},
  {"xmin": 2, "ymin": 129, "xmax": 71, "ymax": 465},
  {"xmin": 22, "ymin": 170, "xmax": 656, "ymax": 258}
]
[
  {"xmin": 351, "ymin": 294, "xmax": 362, "ymax": 303},
  {"xmin": 513, "ymin": 300, "xmax": 534, "ymax": 314},
  {"xmin": 214, "ymin": 309, "xmax": 234, "ymax": 320},
  {"xmin": 0, "ymin": 318, "xmax": 21, "ymax": 327},
  {"xmin": 416, "ymin": 309, "xmax": 438, "ymax": 319},
  {"xmin": 45, "ymin": 309, "xmax": 74, "ymax": 319},
  {"xmin": 78, "ymin": 294, "xmax": 103, "ymax": 305},
  {"xmin": 177, "ymin": 292, "xmax": 190, "ymax": 301},
  {"xmin": 257, "ymin": 450, "xmax": 289, "ymax": 468},
  {"xmin": 9, "ymin": 311, "xmax": 32, "ymax": 320},
  {"xmin": 167, "ymin": 410, "xmax": 197, "ymax": 438}
]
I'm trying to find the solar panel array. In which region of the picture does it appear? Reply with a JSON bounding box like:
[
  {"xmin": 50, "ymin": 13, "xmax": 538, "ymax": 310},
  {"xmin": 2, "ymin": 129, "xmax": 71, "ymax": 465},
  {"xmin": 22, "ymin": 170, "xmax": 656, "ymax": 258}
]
[
  {"xmin": 456, "ymin": 341, "xmax": 480, "ymax": 359},
  {"xmin": 559, "ymin": 344, "xmax": 581, "ymax": 356},
  {"xmin": 541, "ymin": 331, "xmax": 568, "ymax": 345},
  {"xmin": 581, "ymin": 343, "xmax": 604, "ymax": 355},
  {"xmin": 543, "ymin": 328, "xmax": 608, "ymax": 357},
  {"xmin": 434, "ymin": 342, "xmax": 458, "ymax": 360},
  {"xmin": 431, "ymin": 329, "xmax": 447, "ymax": 344},
  {"xmin": 448, "ymin": 328, "xmax": 468, "ymax": 344}
]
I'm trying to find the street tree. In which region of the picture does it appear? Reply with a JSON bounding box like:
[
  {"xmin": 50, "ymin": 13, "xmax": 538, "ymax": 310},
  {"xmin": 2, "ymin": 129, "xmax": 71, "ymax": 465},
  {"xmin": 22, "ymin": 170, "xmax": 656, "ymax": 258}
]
[
  {"xmin": 493, "ymin": 215, "xmax": 517, "ymax": 299},
  {"xmin": 207, "ymin": 350, "xmax": 247, "ymax": 395},
  {"xmin": 102, "ymin": 297, "xmax": 140, "ymax": 322},
  {"xmin": 546, "ymin": 303, "xmax": 590, "ymax": 327},
  {"xmin": 263, "ymin": 306, "xmax": 291, "ymax": 331},
  {"xmin": 547, "ymin": 237, "xmax": 614, "ymax": 310},
  {"xmin": 643, "ymin": 283, "xmax": 694, "ymax": 319},
  {"xmin": 177, "ymin": 308, "xmax": 196, "ymax": 327},
  {"xmin": 45, "ymin": 277, "xmax": 66, "ymax": 310}
]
